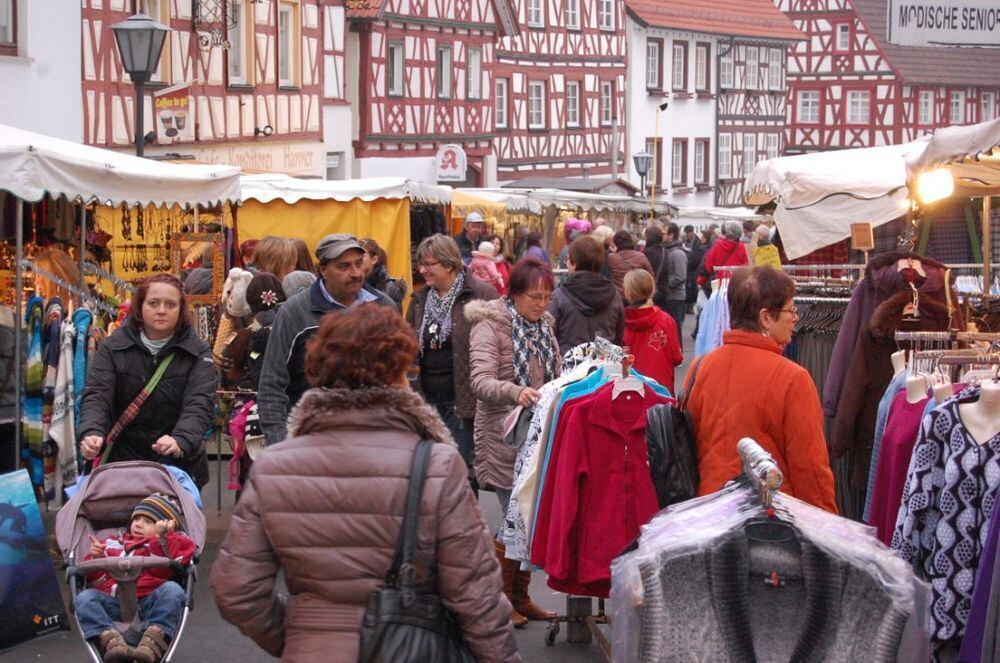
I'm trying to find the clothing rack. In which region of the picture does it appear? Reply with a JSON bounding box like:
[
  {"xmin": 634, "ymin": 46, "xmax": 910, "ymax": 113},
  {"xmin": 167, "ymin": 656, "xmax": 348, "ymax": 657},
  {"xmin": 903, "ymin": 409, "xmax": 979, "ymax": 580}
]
[
  {"xmin": 794, "ymin": 296, "xmax": 852, "ymax": 303},
  {"xmin": 83, "ymin": 261, "xmax": 136, "ymax": 294},
  {"xmin": 20, "ymin": 259, "xmax": 118, "ymax": 317},
  {"xmin": 894, "ymin": 331, "xmax": 1000, "ymax": 343},
  {"xmin": 737, "ymin": 438, "xmax": 783, "ymax": 509}
]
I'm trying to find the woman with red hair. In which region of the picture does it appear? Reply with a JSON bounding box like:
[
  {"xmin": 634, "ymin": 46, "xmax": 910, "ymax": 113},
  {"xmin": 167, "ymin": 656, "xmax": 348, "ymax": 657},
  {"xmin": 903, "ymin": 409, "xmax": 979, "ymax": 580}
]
[{"xmin": 77, "ymin": 274, "xmax": 217, "ymax": 488}]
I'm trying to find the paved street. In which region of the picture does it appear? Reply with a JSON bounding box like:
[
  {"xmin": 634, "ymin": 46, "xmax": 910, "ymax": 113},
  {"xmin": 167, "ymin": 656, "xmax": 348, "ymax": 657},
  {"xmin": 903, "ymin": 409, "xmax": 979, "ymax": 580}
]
[{"xmin": 6, "ymin": 317, "xmax": 697, "ymax": 662}]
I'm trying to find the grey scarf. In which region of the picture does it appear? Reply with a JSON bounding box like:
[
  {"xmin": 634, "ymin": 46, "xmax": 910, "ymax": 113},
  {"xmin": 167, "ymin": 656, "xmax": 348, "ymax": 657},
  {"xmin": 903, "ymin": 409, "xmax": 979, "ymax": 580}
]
[
  {"xmin": 419, "ymin": 272, "xmax": 464, "ymax": 352},
  {"xmin": 505, "ymin": 298, "xmax": 558, "ymax": 387}
]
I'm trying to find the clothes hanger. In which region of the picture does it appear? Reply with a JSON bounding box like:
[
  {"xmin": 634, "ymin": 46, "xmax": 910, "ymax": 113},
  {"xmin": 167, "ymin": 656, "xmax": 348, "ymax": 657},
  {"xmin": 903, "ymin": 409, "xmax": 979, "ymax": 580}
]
[{"xmin": 612, "ymin": 353, "xmax": 644, "ymax": 399}]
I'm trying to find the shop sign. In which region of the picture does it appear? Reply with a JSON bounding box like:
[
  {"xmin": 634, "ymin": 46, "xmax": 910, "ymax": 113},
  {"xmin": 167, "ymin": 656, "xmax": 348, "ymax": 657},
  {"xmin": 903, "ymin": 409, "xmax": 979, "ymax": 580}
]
[
  {"xmin": 436, "ymin": 144, "xmax": 468, "ymax": 182},
  {"xmin": 153, "ymin": 83, "xmax": 194, "ymax": 143},
  {"xmin": 887, "ymin": 0, "xmax": 1000, "ymax": 47},
  {"xmin": 150, "ymin": 141, "xmax": 326, "ymax": 177}
]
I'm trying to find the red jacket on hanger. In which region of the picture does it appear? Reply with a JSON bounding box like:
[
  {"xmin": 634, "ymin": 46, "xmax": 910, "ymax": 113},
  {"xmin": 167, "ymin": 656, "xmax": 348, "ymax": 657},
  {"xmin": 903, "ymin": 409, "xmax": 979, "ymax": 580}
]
[{"xmin": 531, "ymin": 381, "xmax": 669, "ymax": 598}]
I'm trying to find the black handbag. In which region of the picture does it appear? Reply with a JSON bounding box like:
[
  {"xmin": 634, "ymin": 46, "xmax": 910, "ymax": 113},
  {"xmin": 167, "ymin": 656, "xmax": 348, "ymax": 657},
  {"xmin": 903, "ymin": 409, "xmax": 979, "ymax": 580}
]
[{"xmin": 358, "ymin": 439, "xmax": 476, "ymax": 663}]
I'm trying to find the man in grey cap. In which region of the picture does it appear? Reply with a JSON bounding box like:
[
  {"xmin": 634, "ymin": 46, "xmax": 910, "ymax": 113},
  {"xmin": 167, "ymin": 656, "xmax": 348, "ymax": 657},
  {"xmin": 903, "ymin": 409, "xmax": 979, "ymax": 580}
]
[
  {"xmin": 453, "ymin": 211, "xmax": 486, "ymax": 263},
  {"xmin": 257, "ymin": 233, "xmax": 398, "ymax": 445}
]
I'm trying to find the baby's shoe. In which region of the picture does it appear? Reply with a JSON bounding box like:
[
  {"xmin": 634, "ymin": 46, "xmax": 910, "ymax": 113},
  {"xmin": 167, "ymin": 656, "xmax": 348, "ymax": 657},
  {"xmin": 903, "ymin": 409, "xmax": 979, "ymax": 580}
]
[
  {"xmin": 97, "ymin": 629, "xmax": 129, "ymax": 663},
  {"xmin": 132, "ymin": 625, "xmax": 168, "ymax": 663}
]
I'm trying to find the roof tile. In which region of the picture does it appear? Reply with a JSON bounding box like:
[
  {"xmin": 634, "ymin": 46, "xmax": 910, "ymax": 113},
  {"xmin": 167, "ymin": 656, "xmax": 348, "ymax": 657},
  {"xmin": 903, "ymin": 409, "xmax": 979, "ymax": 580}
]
[{"xmin": 625, "ymin": 0, "xmax": 804, "ymax": 41}]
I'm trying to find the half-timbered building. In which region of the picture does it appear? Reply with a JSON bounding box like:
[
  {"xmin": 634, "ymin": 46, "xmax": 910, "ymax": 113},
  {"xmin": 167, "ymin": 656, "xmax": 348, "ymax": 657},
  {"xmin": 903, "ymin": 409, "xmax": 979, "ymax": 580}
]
[
  {"xmin": 777, "ymin": 0, "xmax": 1000, "ymax": 153},
  {"xmin": 343, "ymin": 0, "xmax": 517, "ymax": 185},
  {"xmin": 625, "ymin": 0, "xmax": 802, "ymax": 207},
  {"xmin": 493, "ymin": 0, "xmax": 627, "ymax": 183},
  {"xmin": 81, "ymin": 0, "xmax": 326, "ymax": 176}
]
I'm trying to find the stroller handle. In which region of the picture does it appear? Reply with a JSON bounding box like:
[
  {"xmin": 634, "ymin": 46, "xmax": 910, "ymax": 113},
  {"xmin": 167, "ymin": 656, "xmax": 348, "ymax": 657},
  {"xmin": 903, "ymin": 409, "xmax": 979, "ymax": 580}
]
[{"xmin": 68, "ymin": 555, "xmax": 185, "ymax": 582}]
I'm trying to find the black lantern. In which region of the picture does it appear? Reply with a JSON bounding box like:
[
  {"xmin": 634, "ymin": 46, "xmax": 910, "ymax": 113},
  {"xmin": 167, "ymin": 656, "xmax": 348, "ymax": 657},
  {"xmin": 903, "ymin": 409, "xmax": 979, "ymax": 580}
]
[
  {"xmin": 110, "ymin": 13, "xmax": 170, "ymax": 157},
  {"xmin": 633, "ymin": 151, "xmax": 653, "ymax": 196}
]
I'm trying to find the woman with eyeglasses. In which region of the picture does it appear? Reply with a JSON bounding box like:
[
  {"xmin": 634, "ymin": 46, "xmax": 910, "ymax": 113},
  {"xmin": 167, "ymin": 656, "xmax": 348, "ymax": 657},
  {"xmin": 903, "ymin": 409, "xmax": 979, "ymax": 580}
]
[
  {"xmin": 406, "ymin": 234, "xmax": 499, "ymax": 484},
  {"xmin": 466, "ymin": 257, "xmax": 561, "ymax": 628},
  {"xmin": 683, "ymin": 266, "xmax": 837, "ymax": 513}
]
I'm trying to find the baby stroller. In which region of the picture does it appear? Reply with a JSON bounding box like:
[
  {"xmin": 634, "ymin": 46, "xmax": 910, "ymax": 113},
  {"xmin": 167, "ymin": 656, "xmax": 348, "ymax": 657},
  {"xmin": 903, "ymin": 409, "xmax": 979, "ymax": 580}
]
[{"xmin": 55, "ymin": 461, "xmax": 206, "ymax": 663}]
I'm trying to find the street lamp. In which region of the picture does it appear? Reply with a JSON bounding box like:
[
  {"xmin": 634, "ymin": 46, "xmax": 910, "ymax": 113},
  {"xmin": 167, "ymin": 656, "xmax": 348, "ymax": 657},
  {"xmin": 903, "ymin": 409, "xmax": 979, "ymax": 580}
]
[
  {"xmin": 111, "ymin": 13, "xmax": 170, "ymax": 157},
  {"xmin": 633, "ymin": 151, "xmax": 653, "ymax": 196}
]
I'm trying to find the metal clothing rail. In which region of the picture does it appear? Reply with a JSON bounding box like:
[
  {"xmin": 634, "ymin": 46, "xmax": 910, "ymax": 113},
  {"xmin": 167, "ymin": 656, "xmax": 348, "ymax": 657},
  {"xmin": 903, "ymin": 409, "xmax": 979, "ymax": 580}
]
[
  {"xmin": 83, "ymin": 261, "xmax": 136, "ymax": 294},
  {"xmin": 21, "ymin": 259, "xmax": 118, "ymax": 317},
  {"xmin": 895, "ymin": 330, "xmax": 1000, "ymax": 343},
  {"xmin": 737, "ymin": 438, "xmax": 783, "ymax": 509}
]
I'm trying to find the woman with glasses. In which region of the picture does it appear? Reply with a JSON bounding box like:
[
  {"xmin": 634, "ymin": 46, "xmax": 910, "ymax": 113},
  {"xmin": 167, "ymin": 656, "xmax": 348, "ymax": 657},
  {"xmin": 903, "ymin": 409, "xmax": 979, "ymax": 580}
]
[
  {"xmin": 406, "ymin": 234, "xmax": 499, "ymax": 483},
  {"xmin": 683, "ymin": 266, "xmax": 837, "ymax": 513},
  {"xmin": 466, "ymin": 258, "xmax": 561, "ymax": 628}
]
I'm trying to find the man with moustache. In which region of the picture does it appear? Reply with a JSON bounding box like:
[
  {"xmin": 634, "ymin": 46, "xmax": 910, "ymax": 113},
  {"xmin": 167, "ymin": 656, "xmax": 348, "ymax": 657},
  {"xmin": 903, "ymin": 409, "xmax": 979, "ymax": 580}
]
[{"xmin": 257, "ymin": 234, "xmax": 398, "ymax": 445}]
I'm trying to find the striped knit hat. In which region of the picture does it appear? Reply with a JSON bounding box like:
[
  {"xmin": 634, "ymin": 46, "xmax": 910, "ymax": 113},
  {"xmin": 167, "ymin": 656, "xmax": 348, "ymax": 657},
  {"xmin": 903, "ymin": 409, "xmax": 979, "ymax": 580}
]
[{"xmin": 132, "ymin": 492, "xmax": 183, "ymax": 528}]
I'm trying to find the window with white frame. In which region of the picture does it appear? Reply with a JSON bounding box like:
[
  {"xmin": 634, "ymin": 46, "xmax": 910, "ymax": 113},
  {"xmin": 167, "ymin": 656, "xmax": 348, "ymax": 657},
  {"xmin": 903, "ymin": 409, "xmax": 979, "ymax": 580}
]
[
  {"xmin": 694, "ymin": 140, "xmax": 707, "ymax": 184},
  {"xmin": 529, "ymin": 81, "xmax": 546, "ymax": 129},
  {"xmin": 601, "ymin": 81, "xmax": 613, "ymax": 126},
  {"xmin": 695, "ymin": 43, "xmax": 709, "ymax": 91},
  {"xmin": 672, "ymin": 42, "xmax": 687, "ymax": 91},
  {"xmin": 436, "ymin": 45, "xmax": 452, "ymax": 98},
  {"xmin": 387, "ymin": 41, "xmax": 404, "ymax": 96},
  {"xmin": 745, "ymin": 46, "xmax": 758, "ymax": 90},
  {"xmin": 139, "ymin": 0, "xmax": 171, "ymax": 83},
  {"xmin": 599, "ymin": 0, "xmax": 613, "ymax": 30},
  {"xmin": 646, "ymin": 39, "xmax": 661, "ymax": 90},
  {"xmin": 495, "ymin": 78, "xmax": 508, "ymax": 128},
  {"xmin": 743, "ymin": 133, "xmax": 756, "ymax": 178},
  {"xmin": 766, "ymin": 133, "xmax": 779, "ymax": 160},
  {"xmin": 278, "ymin": 2, "xmax": 299, "ymax": 87},
  {"xmin": 720, "ymin": 49, "xmax": 733, "ymax": 88},
  {"xmin": 798, "ymin": 90, "xmax": 820, "ymax": 123},
  {"xmin": 566, "ymin": 81, "xmax": 580, "ymax": 126},
  {"xmin": 527, "ymin": 0, "xmax": 543, "ymax": 27},
  {"xmin": 672, "ymin": 139, "xmax": 687, "ymax": 186},
  {"xmin": 836, "ymin": 23, "xmax": 850, "ymax": 50},
  {"xmin": 228, "ymin": 1, "xmax": 251, "ymax": 85},
  {"xmin": 768, "ymin": 48, "xmax": 782, "ymax": 90},
  {"xmin": 983, "ymin": 92, "xmax": 995, "ymax": 122},
  {"xmin": 565, "ymin": 0, "xmax": 579, "ymax": 29},
  {"xmin": 0, "ymin": 0, "xmax": 16, "ymax": 55},
  {"xmin": 951, "ymin": 91, "xmax": 964, "ymax": 123},
  {"xmin": 847, "ymin": 90, "xmax": 869, "ymax": 124},
  {"xmin": 719, "ymin": 133, "xmax": 732, "ymax": 179},
  {"xmin": 918, "ymin": 90, "xmax": 933, "ymax": 124},
  {"xmin": 646, "ymin": 138, "xmax": 662, "ymax": 187},
  {"xmin": 467, "ymin": 47, "xmax": 482, "ymax": 100}
]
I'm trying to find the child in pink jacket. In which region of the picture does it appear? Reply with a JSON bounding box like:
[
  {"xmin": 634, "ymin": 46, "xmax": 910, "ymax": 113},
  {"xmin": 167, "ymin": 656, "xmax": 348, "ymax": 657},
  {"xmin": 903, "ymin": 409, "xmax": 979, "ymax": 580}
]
[{"xmin": 469, "ymin": 241, "xmax": 505, "ymax": 293}]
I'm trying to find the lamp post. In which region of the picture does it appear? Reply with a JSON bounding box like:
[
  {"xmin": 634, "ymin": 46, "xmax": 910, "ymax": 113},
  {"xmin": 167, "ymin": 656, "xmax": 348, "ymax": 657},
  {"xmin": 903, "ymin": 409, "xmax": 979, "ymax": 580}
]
[
  {"xmin": 633, "ymin": 151, "xmax": 653, "ymax": 198},
  {"xmin": 110, "ymin": 13, "xmax": 170, "ymax": 157}
]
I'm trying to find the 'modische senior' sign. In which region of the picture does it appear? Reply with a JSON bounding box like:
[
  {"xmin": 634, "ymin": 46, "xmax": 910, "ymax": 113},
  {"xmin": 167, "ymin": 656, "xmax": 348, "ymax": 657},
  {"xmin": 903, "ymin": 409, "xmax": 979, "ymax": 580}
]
[{"xmin": 887, "ymin": 0, "xmax": 1000, "ymax": 47}]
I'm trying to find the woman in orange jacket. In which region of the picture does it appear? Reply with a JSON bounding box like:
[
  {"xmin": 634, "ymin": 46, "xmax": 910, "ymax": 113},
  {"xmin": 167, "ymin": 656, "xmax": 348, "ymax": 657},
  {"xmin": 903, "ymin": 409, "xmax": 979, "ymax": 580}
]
[{"xmin": 684, "ymin": 266, "xmax": 837, "ymax": 513}]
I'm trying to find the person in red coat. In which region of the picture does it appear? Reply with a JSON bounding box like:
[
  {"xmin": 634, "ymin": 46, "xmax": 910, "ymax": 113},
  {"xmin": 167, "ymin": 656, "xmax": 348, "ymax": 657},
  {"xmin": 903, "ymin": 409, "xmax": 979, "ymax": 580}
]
[
  {"xmin": 696, "ymin": 220, "xmax": 750, "ymax": 288},
  {"xmin": 622, "ymin": 269, "xmax": 682, "ymax": 395}
]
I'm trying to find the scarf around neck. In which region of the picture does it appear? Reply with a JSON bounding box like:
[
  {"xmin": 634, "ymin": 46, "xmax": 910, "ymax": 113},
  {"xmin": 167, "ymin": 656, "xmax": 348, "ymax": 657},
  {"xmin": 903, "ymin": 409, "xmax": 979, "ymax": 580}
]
[
  {"xmin": 505, "ymin": 298, "xmax": 558, "ymax": 387},
  {"xmin": 419, "ymin": 271, "xmax": 464, "ymax": 352}
]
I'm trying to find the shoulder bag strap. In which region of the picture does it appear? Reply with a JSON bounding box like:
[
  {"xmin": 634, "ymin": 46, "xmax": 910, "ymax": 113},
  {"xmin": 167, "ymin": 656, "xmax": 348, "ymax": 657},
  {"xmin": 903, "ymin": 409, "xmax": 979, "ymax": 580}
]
[
  {"xmin": 679, "ymin": 355, "xmax": 704, "ymax": 412},
  {"xmin": 95, "ymin": 352, "xmax": 177, "ymax": 468},
  {"xmin": 386, "ymin": 438, "xmax": 434, "ymax": 600}
]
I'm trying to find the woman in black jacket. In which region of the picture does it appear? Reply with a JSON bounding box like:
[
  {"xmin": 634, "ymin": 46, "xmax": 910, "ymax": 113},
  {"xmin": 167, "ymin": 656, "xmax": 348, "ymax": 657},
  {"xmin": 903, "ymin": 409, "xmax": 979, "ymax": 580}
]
[{"xmin": 78, "ymin": 274, "xmax": 217, "ymax": 488}]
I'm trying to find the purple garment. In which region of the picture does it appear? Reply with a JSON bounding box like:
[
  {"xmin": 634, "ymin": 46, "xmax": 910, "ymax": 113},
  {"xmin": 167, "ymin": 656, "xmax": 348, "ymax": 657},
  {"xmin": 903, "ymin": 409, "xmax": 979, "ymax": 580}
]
[
  {"xmin": 959, "ymin": 497, "xmax": 1000, "ymax": 662},
  {"xmin": 525, "ymin": 245, "xmax": 551, "ymax": 265}
]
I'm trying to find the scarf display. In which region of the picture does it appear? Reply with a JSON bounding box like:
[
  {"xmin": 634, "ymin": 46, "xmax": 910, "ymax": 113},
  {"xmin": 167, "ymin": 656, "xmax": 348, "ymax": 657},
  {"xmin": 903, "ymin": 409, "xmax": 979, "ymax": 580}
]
[
  {"xmin": 23, "ymin": 296, "xmax": 45, "ymax": 487},
  {"xmin": 505, "ymin": 298, "xmax": 558, "ymax": 387},
  {"xmin": 49, "ymin": 317, "xmax": 78, "ymax": 505},
  {"xmin": 419, "ymin": 272, "xmax": 464, "ymax": 352},
  {"xmin": 72, "ymin": 307, "xmax": 93, "ymax": 425},
  {"xmin": 41, "ymin": 299, "xmax": 63, "ymax": 505}
]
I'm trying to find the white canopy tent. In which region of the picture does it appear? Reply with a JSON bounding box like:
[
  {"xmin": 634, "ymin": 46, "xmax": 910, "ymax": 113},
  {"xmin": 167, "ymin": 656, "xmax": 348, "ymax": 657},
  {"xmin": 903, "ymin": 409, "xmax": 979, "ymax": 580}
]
[
  {"xmin": 674, "ymin": 205, "xmax": 768, "ymax": 231},
  {"xmin": 744, "ymin": 139, "xmax": 928, "ymax": 260},
  {"xmin": 0, "ymin": 122, "xmax": 243, "ymax": 465},
  {"xmin": 239, "ymin": 173, "xmax": 451, "ymax": 205}
]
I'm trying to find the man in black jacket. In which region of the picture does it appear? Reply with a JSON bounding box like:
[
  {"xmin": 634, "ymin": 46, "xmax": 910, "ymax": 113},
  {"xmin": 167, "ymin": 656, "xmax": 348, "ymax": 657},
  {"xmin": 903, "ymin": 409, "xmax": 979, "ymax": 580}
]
[{"xmin": 257, "ymin": 234, "xmax": 397, "ymax": 445}]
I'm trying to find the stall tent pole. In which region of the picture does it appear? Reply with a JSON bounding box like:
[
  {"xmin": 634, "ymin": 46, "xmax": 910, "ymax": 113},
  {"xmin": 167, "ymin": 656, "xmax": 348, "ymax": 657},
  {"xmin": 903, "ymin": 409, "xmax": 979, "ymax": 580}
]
[
  {"xmin": 984, "ymin": 196, "xmax": 993, "ymax": 295},
  {"xmin": 78, "ymin": 200, "xmax": 87, "ymax": 285},
  {"xmin": 13, "ymin": 200, "xmax": 23, "ymax": 463}
]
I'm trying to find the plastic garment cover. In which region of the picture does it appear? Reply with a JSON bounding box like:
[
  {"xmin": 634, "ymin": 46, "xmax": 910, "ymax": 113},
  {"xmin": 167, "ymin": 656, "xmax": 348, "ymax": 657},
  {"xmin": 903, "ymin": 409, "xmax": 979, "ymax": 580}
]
[{"xmin": 610, "ymin": 484, "xmax": 931, "ymax": 663}]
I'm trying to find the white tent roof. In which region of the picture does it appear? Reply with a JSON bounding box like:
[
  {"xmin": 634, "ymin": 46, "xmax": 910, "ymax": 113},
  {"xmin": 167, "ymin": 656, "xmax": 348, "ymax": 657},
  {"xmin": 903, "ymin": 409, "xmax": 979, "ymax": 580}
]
[
  {"xmin": 498, "ymin": 187, "xmax": 677, "ymax": 215},
  {"xmin": 240, "ymin": 173, "xmax": 451, "ymax": 205},
  {"xmin": 743, "ymin": 140, "xmax": 927, "ymax": 260},
  {"xmin": 674, "ymin": 205, "xmax": 767, "ymax": 225},
  {"xmin": 906, "ymin": 118, "xmax": 1000, "ymax": 196},
  {"xmin": 0, "ymin": 123, "xmax": 241, "ymax": 208}
]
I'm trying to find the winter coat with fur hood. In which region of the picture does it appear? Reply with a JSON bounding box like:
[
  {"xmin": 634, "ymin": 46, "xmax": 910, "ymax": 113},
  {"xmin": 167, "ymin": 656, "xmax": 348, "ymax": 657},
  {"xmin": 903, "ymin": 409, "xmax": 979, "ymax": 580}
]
[
  {"xmin": 547, "ymin": 271, "xmax": 624, "ymax": 355},
  {"xmin": 406, "ymin": 268, "xmax": 499, "ymax": 418},
  {"xmin": 466, "ymin": 299, "xmax": 561, "ymax": 491},
  {"xmin": 210, "ymin": 386, "xmax": 520, "ymax": 663}
]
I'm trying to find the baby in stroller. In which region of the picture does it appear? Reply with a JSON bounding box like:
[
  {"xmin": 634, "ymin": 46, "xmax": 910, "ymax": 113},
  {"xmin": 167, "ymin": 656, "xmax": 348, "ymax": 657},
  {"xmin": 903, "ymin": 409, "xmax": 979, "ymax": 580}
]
[{"xmin": 74, "ymin": 492, "xmax": 195, "ymax": 663}]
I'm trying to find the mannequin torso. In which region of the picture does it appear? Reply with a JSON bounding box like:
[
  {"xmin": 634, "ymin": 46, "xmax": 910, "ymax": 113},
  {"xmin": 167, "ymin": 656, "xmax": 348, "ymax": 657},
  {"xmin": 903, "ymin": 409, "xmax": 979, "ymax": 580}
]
[{"xmin": 958, "ymin": 380, "xmax": 1000, "ymax": 446}]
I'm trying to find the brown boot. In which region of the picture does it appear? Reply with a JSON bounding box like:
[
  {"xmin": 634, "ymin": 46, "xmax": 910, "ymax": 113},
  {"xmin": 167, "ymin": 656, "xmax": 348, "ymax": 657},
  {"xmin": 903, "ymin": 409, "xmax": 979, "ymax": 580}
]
[
  {"xmin": 513, "ymin": 569, "xmax": 555, "ymax": 620},
  {"xmin": 97, "ymin": 629, "xmax": 130, "ymax": 663},
  {"xmin": 495, "ymin": 541, "xmax": 528, "ymax": 628},
  {"xmin": 132, "ymin": 625, "xmax": 168, "ymax": 663}
]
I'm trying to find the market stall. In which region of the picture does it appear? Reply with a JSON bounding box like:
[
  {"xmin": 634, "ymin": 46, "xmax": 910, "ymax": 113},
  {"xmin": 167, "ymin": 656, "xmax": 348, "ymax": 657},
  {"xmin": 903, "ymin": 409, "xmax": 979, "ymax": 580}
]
[
  {"xmin": 0, "ymin": 122, "xmax": 241, "ymax": 497},
  {"xmin": 238, "ymin": 174, "xmax": 452, "ymax": 290}
]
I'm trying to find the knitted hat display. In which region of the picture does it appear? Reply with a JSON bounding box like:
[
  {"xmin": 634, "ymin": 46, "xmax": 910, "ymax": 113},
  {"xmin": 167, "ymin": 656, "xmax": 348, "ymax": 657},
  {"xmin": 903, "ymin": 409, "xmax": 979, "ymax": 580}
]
[
  {"xmin": 246, "ymin": 272, "xmax": 287, "ymax": 315},
  {"xmin": 132, "ymin": 492, "xmax": 183, "ymax": 527},
  {"xmin": 222, "ymin": 268, "xmax": 254, "ymax": 318},
  {"xmin": 282, "ymin": 270, "xmax": 316, "ymax": 298}
]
